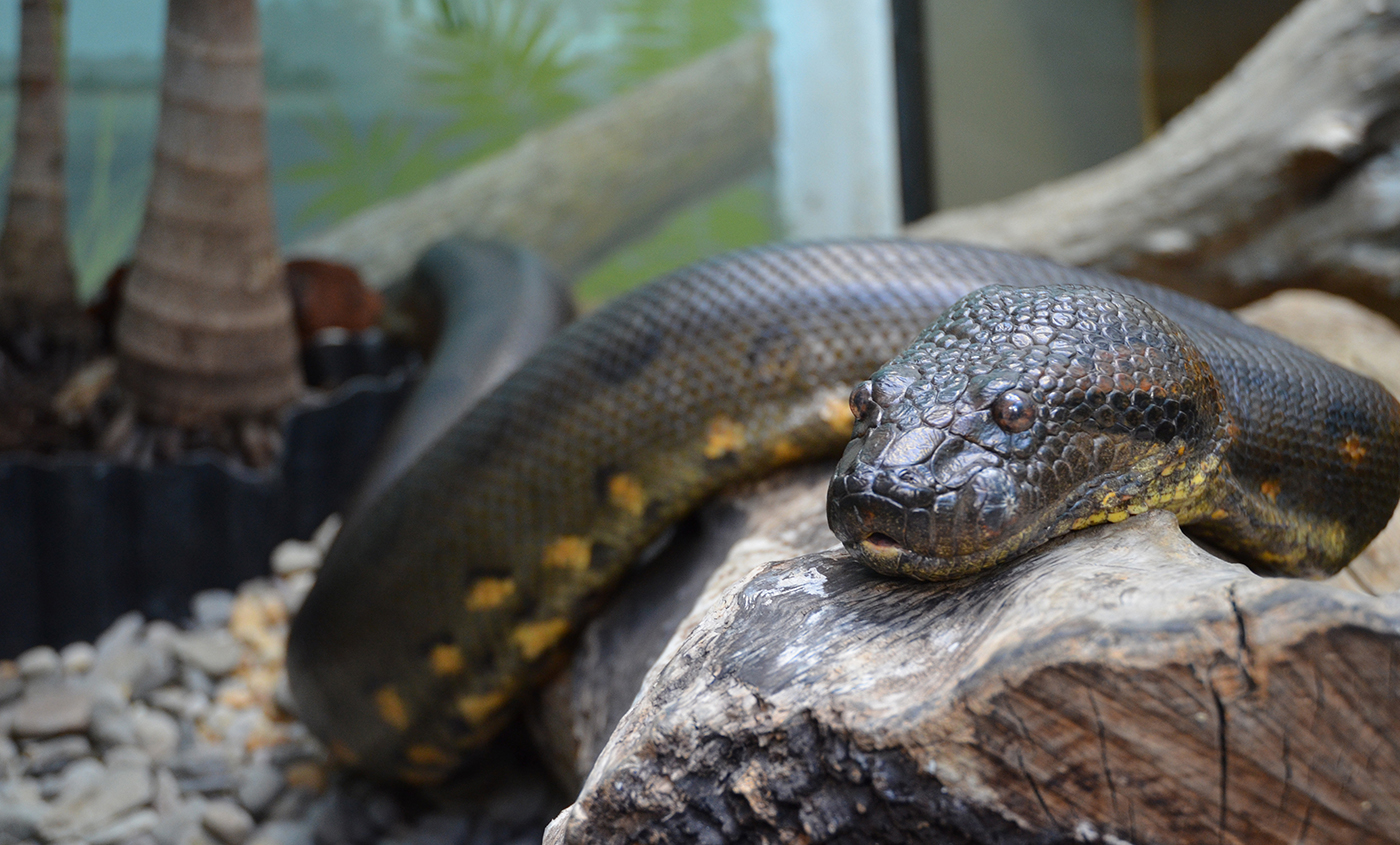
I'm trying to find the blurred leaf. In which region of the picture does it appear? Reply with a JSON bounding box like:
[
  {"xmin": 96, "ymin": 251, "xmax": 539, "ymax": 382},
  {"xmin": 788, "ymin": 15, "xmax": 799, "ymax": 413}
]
[
  {"xmin": 70, "ymin": 97, "xmax": 147, "ymax": 299},
  {"xmin": 284, "ymin": 107, "xmax": 450, "ymax": 227}
]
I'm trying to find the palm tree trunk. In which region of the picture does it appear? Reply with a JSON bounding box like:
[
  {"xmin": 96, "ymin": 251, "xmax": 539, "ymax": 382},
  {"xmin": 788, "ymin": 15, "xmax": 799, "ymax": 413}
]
[
  {"xmin": 0, "ymin": 0, "xmax": 78, "ymax": 336},
  {"xmin": 115, "ymin": 0, "xmax": 302, "ymax": 427}
]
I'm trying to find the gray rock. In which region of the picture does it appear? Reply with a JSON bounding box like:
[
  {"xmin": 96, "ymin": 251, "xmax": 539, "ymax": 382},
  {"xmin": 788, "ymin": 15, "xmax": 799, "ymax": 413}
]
[
  {"xmin": 90, "ymin": 696, "xmax": 139, "ymax": 749},
  {"xmin": 9, "ymin": 682, "xmax": 94, "ymax": 738},
  {"xmin": 21, "ymin": 734, "xmax": 93, "ymax": 776},
  {"xmin": 40, "ymin": 758, "xmax": 153, "ymax": 841},
  {"xmin": 151, "ymin": 797, "xmax": 207, "ymax": 845},
  {"xmin": 132, "ymin": 706, "xmax": 181, "ymax": 763},
  {"xmin": 105, "ymin": 744, "xmax": 153, "ymax": 771},
  {"xmin": 269, "ymin": 541, "xmax": 320, "ymax": 576},
  {"xmin": 16, "ymin": 645, "xmax": 61, "ymax": 681},
  {"xmin": 172, "ymin": 631, "xmax": 242, "ymax": 678},
  {"xmin": 147, "ymin": 686, "xmax": 195, "ymax": 715},
  {"xmin": 236, "ymin": 762, "xmax": 284, "ymax": 818},
  {"xmin": 0, "ymin": 735, "xmax": 17, "ymax": 768},
  {"xmin": 183, "ymin": 666, "xmax": 214, "ymax": 696},
  {"xmin": 310, "ymin": 514, "xmax": 341, "ymax": 555},
  {"xmin": 89, "ymin": 808, "xmax": 160, "ymax": 845},
  {"xmin": 0, "ymin": 800, "xmax": 42, "ymax": 845},
  {"xmin": 191, "ymin": 590, "xmax": 236, "ymax": 629},
  {"xmin": 53, "ymin": 756, "xmax": 106, "ymax": 799},
  {"xmin": 0, "ymin": 665, "xmax": 23, "ymax": 706},
  {"xmin": 246, "ymin": 820, "xmax": 312, "ymax": 845},
  {"xmin": 203, "ymin": 800, "xmax": 255, "ymax": 845},
  {"xmin": 60, "ymin": 641, "xmax": 97, "ymax": 676},
  {"xmin": 95, "ymin": 637, "xmax": 177, "ymax": 699},
  {"xmin": 95, "ymin": 611, "xmax": 145, "ymax": 658},
  {"xmin": 154, "ymin": 766, "xmax": 183, "ymax": 816},
  {"xmin": 172, "ymin": 748, "xmax": 236, "ymax": 796}
]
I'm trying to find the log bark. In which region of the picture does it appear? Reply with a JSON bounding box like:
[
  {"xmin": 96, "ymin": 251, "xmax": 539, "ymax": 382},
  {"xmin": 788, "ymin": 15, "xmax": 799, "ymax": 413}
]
[
  {"xmin": 114, "ymin": 0, "xmax": 302, "ymax": 426},
  {"xmin": 906, "ymin": 0, "xmax": 1400, "ymax": 323},
  {"xmin": 537, "ymin": 291, "xmax": 1400, "ymax": 842},
  {"xmin": 547, "ymin": 514, "xmax": 1400, "ymax": 844},
  {"xmin": 0, "ymin": 0, "xmax": 79, "ymax": 337},
  {"xmin": 290, "ymin": 33, "xmax": 773, "ymax": 288}
]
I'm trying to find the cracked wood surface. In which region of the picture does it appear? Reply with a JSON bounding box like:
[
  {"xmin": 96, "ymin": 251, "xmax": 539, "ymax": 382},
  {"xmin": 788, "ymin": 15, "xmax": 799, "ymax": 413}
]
[{"xmin": 545, "ymin": 510, "xmax": 1400, "ymax": 844}]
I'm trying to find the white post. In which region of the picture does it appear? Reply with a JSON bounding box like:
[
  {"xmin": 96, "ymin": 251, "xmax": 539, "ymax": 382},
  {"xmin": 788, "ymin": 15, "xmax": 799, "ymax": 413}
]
[{"xmin": 765, "ymin": 0, "xmax": 904, "ymax": 240}]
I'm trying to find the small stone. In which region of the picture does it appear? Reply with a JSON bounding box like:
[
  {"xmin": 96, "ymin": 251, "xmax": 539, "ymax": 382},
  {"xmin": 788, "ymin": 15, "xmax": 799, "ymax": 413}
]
[
  {"xmin": 16, "ymin": 645, "xmax": 61, "ymax": 681},
  {"xmin": 10, "ymin": 683, "xmax": 95, "ymax": 738},
  {"xmin": 0, "ymin": 735, "xmax": 16, "ymax": 768},
  {"xmin": 53, "ymin": 756, "xmax": 106, "ymax": 800},
  {"xmin": 203, "ymin": 800, "xmax": 255, "ymax": 845},
  {"xmin": 0, "ymin": 799, "xmax": 42, "ymax": 844},
  {"xmin": 151, "ymin": 796, "xmax": 208, "ymax": 845},
  {"xmin": 270, "ymin": 540, "xmax": 320, "ymax": 576},
  {"xmin": 153, "ymin": 766, "xmax": 182, "ymax": 816},
  {"xmin": 40, "ymin": 758, "xmax": 153, "ymax": 841},
  {"xmin": 132, "ymin": 706, "xmax": 180, "ymax": 763},
  {"xmin": 310, "ymin": 514, "xmax": 341, "ymax": 554},
  {"xmin": 22, "ymin": 734, "xmax": 93, "ymax": 776},
  {"xmin": 275, "ymin": 571, "xmax": 315, "ymax": 615},
  {"xmin": 94, "ymin": 630, "xmax": 177, "ymax": 699},
  {"xmin": 191, "ymin": 590, "xmax": 236, "ymax": 629},
  {"xmin": 0, "ymin": 661, "xmax": 22, "ymax": 704},
  {"xmin": 90, "ymin": 697, "xmax": 138, "ymax": 749},
  {"xmin": 89, "ymin": 808, "xmax": 160, "ymax": 845},
  {"xmin": 173, "ymin": 630, "xmax": 243, "ymax": 677},
  {"xmin": 60, "ymin": 641, "xmax": 97, "ymax": 676},
  {"xmin": 236, "ymin": 762, "xmax": 284, "ymax": 818},
  {"xmin": 104, "ymin": 744, "xmax": 152, "ymax": 771},
  {"xmin": 172, "ymin": 748, "xmax": 237, "ymax": 796},
  {"xmin": 95, "ymin": 611, "xmax": 145, "ymax": 657},
  {"xmin": 183, "ymin": 666, "xmax": 214, "ymax": 696},
  {"xmin": 247, "ymin": 819, "xmax": 312, "ymax": 845}
]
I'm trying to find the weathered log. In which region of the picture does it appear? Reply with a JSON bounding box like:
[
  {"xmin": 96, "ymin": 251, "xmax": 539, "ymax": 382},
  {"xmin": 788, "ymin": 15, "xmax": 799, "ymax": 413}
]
[
  {"xmin": 290, "ymin": 34, "xmax": 772, "ymax": 287},
  {"xmin": 533, "ymin": 289, "xmax": 1400, "ymax": 842},
  {"xmin": 907, "ymin": 0, "xmax": 1400, "ymax": 323},
  {"xmin": 546, "ymin": 512, "xmax": 1400, "ymax": 844}
]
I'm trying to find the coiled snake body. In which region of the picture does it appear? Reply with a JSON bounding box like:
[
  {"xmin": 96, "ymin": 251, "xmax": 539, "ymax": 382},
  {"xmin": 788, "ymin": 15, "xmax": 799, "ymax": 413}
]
[{"xmin": 287, "ymin": 241, "xmax": 1400, "ymax": 782}]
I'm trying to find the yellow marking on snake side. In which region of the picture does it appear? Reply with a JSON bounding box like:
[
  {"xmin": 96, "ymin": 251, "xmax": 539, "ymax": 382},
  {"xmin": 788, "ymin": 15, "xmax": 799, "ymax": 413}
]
[
  {"xmin": 456, "ymin": 690, "xmax": 509, "ymax": 725},
  {"xmin": 375, "ymin": 686, "xmax": 410, "ymax": 731},
  {"xmin": 607, "ymin": 473, "xmax": 646, "ymax": 517},
  {"xmin": 821, "ymin": 395, "xmax": 854, "ymax": 437},
  {"xmin": 464, "ymin": 577, "xmax": 516, "ymax": 611},
  {"xmin": 1260, "ymin": 479, "xmax": 1281, "ymax": 502},
  {"xmin": 429, "ymin": 644, "xmax": 464, "ymax": 677},
  {"xmin": 703, "ymin": 414, "xmax": 745, "ymax": 459},
  {"xmin": 1072, "ymin": 512, "xmax": 1109, "ymax": 531},
  {"xmin": 1106, "ymin": 511, "xmax": 1129, "ymax": 523},
  {"xmin": 328, "ymin": 741, "xmax": 360, "ymax": 766},
  {"xmin": 1341, "ymin": 434, "xmax": 1367, "ymax": 466},
  {"xmin": 1211, "ymin": 508, "xmax": 1229, "ymax": 520},
  {"xmin": 772, "ymin": 438, "xmax": 803, "ymax": 464},
  {"xmin": 406, "ymin": 745, "xmax": 455, "ymax": 767},
  {"xmin": 542, "ymin": 536, "xmax": 592, "ymax": 571},
  {"xmin": 512, "ymin": 617, "xmax": 571, "ymax": 661}
]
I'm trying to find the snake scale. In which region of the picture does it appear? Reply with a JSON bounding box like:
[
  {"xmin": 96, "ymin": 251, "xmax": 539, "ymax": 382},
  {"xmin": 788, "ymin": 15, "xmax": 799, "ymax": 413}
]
[{"xmin": 286, "ymin": 240, "xmax": 1400, "ymax": 783}]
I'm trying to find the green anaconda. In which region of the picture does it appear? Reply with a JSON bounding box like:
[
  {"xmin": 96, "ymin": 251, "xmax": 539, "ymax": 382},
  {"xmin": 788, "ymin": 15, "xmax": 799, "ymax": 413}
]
[{"xmin": 286, "ymin": 240, "xmax": 1400, "ymax": 783}]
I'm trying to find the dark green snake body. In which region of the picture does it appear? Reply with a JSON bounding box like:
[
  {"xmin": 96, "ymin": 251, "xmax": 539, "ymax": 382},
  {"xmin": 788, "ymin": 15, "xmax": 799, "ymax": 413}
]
[{"xmin": 286, "ymin": 241, "xmax": 1400, "ymax": 782}]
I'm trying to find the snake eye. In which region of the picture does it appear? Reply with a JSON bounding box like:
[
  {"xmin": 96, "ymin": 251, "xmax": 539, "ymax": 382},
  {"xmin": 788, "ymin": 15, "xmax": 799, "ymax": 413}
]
[{"xmin": 991, "ymin": 389, "xmax": 1036, "ymax": 433}]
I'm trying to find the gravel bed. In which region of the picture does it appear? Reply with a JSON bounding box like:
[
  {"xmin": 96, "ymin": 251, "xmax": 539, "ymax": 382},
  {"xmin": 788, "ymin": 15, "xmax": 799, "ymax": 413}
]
[{"xmin": 1, "ymin": 517, "xmax": 563, "ymax": 845}]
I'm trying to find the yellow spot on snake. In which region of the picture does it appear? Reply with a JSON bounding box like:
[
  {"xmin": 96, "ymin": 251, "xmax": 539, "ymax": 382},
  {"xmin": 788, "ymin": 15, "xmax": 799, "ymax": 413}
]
[
  {"xmin": 542, "ymin": 536, "xmax": 592, "ymax": 571},
  {"xmin": 1106, "ymin": 511, "xmax": 1129, "ymax": 523},
  {"xmin": 703, "ymin": 414, "xmax": 745, "ymax": 459},
  {"xmin": 328, "ymin": 741, "xmax": 359, "ymax": 766},
  {"xmin": 456, "ymin": 690, "xmax": 509, "ymax": 725},
  {"xmin": 1127, "ymin": 503, "xmax": 1149, "ymax": 515},
  {"xmin": 1211, "ymin": 508, "xmax": 1229, "ymax": 520},
  {"xmin": 512, "ymin": 617, "xmax": 571, "ymax": 661},
  {"xmin": 1260, "ymin": 479, "xmax": 1281, "ymax": 501},
  {"xmin": 772, "ymin": 438, "xmax": 803, "ymax": 464},
  {"xmin": 375, "ymin": 686, "xmax": 410, "ymax": 731},
  {"xmin": 607, "ymin": 473, "xmax": 646, "ymax": 517},
  {"xmin": 821, "ymin": 395, "xmax": 854, "ymax": 437},
  {"xmin": 1341, "ymin": 434, "xmax": 1367, "ymax": 465},
  {"xmin": 406, "ymin": 744, "xmax": 454, "ymax": 767},
  {"xmin": 430, "ymin": 644, "xmax": 464, "ymax": 676},
  {"xmin": 1160, "ymin": 464, "xmax": 1176, "ymax": 476},
  {"xmin": 464, "ymin": 577, "xmax": 516, "ymax": 611},
  {"xmin": 1191, "ymin": 473, "xmax": 1206, "ymax": 486}
]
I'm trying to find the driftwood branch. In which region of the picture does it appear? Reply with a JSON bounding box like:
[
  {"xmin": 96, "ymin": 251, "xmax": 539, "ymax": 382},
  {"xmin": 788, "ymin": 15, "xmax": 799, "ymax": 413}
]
[
  {"xmin": 290, "ymin": 34, "xmax": 772, "ymax": 287},
  {"xmin": 907, "ymin": 0, "xmax": 1400, "ymax": 321}
]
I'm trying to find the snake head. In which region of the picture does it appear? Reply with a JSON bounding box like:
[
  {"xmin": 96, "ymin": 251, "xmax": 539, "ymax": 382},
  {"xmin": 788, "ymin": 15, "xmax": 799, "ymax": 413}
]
[{"xmin": 827, "ymin": 283, "xmax": 1229, "ymax": 580}]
